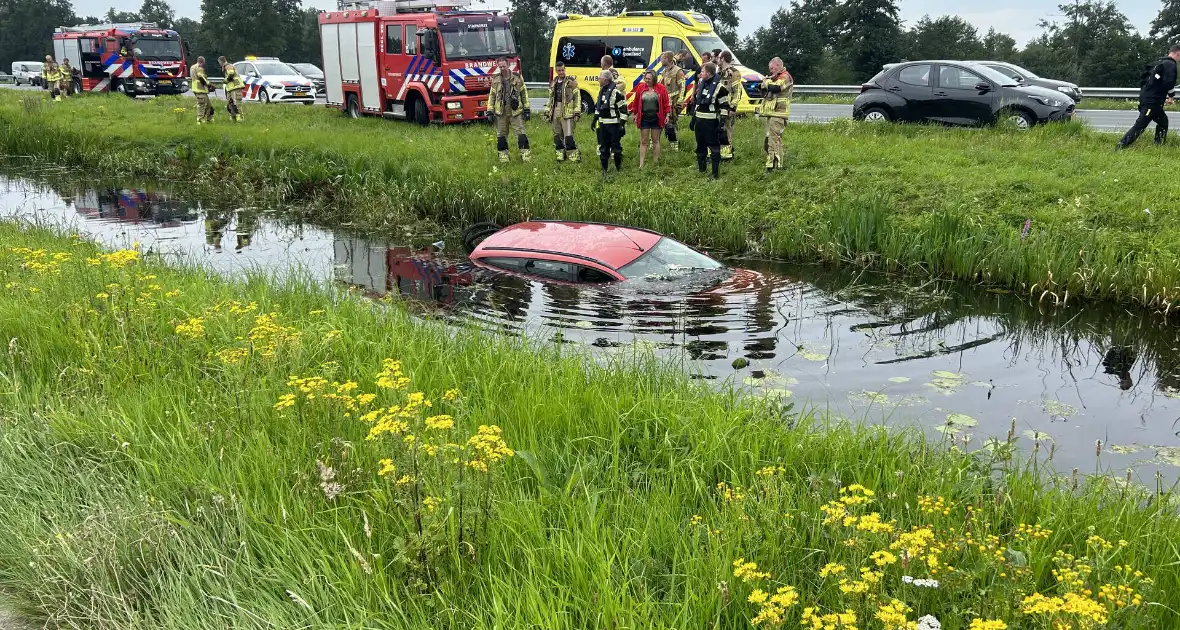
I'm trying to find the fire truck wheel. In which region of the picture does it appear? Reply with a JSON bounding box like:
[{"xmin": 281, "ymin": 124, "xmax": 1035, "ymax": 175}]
[
  {"xmin": 114, "ymin": 81, "xmax": 127, "ymax": 95},
  {"xmin": 346, "ymin": 94, "xmax": 360, "ymax": 118},
  {"xmin": 412, "ymin": 97, "xmax": 429, "ymax": 126},
  {"xmin": 72, "ymin": 79, "xmax": 83, "ymax": 95}
]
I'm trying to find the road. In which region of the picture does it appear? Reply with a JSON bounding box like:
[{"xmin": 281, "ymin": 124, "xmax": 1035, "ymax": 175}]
[{"xmin": 1, "ymin": 82, "xmax": 1171, "ymax": 133}]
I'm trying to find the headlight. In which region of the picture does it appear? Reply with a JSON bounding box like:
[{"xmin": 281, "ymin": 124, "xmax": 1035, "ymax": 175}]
[
  {"xmin": 134, "ymin": 80, "xmax": 145, "ymax": 86},
  {"xmin": 1031, "ymin": 95, "xmax": 1064, "ymax": 107},
  {"xmin": 446, "ymin": 102, "xmax": 462, "ymax": 110}
]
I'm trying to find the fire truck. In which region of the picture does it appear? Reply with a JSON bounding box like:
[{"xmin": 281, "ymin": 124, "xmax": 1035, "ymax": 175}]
[
  {"xmin": 319, "ymin": 0, "xmax": 521, "ymax": 124},
  {"xmin": 52, "ymin": 22, "xmax": 188, "ymax": 96}
]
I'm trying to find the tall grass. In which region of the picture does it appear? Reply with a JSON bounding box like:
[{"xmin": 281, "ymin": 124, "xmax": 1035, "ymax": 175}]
[
  {"xmin": 2, "ymin": 223, "xmax": 1179, "ymax": 629},
  {"xmin": 2, "ymin": 92, "xmax": 1180, "ymax": 313}
]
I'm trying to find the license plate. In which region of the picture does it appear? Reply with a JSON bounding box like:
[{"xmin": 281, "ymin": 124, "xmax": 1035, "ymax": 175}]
[
  {"xmin": 158, "ymin": 80, "xmax": 171, "ymax": 85},
  {"xmin": 294, "ymin": 92, "xmax": 308, "ymax": 97}
]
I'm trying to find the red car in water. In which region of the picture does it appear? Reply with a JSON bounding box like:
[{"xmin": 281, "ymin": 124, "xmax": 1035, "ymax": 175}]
[{"xmin": 465, "ymin": 221, "xmax": 723, "ymax": 283}]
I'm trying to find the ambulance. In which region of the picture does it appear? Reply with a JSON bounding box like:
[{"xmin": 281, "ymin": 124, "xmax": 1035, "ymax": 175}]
[{"xmin": 549, "ymin": 10, "xmax": 763, "ymax": 114}]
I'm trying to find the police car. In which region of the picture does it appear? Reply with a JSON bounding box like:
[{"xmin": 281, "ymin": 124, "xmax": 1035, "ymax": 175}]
[{"xmin": 231, "ymin": 56, "xmax": 316, "ymax": 104}]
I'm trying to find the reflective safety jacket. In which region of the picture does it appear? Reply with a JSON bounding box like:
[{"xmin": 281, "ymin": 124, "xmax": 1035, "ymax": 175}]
[
  {"xmin": 489, "ymin": 67, "xmax": 529, "ymax": 116},
  {"xmin": 191, "ymin": 64, "xmax": 209, "ymax": 94},
  {"xmin": 43, "ymin": 63, "xmax": 61, "ymax": 83},
  {"xmin": 58, "ymin": 61, "xmax": 72, "ymax": 80},
  {"xmin": 757, "ymin": 70, "xmax": 793, "ymax": 119},
  {"xmin": 691, "ymin": 76, "xmax": 729, "ymax": 120},
  {"xmin": 547, "ymin": 74, "xmax": 580, "ymax": 120},
  {"xmin": 721, "ymin": 64, "xmax": 743, "ymax": 114},
  {"xmin": 660, "ymin": 62, "xmax": 686, "ymax": 105},
  {"xmin": 594, "ymin": 82, "xmax": 628, "ymax": 124},
  {"xmin": 223, "ymin": 64, "xmax": 244, "ymax": 92}
]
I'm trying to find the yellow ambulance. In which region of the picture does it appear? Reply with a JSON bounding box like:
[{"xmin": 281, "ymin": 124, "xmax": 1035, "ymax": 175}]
[{"xmin": 549, "ymin": 10, "xmax": 764, "ymax": 114}]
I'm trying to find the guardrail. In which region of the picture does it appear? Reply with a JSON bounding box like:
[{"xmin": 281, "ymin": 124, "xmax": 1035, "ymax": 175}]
[{"xmin": 0, "ymin": 73, "xmax": 13, "ymax": 84}]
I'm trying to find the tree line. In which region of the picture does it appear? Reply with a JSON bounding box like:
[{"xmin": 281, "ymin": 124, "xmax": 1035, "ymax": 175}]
[{"xmin": 3, "ymin": 0, "xmax": 1180, "ymax": 86}]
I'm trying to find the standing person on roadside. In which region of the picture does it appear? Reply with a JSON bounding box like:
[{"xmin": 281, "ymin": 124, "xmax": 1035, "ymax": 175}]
[
  {"xmin": 630, "ymin": 70, "xmax": 669, "ymax": 168},
  {"xmin": 758, "ymin": 57, "xmax": 794, "ymax": 173},
  {"xmin": 546, "ymin": 61, "xmax": 581, "ymax": 162},
  {"xmin": 58, "ymin": 58, "xmax": 73, "ymax": 97},
  {"xmin": 689, "ymin": 62, "xmax": 729, "ymax": 179},
  {"xmin": 592, "ymin": 69, "xmax": 629, "ymax": 175},
  {"xmin": 43, "ymin": 55, "xmax": 61, "ymax": 101},
  {"xmin": 718, "ymin": 51, "xmax": 743, "ymax": 160},
  {"xmin": 190, "ymin": 56, "xmax": 214, "ymax": 124},
  {"xmin": 659, "ymin": 51, "xmax": 686, "ymax": 151},
  {"xmin": 220, "ymin": 56, "xmax": 245, "ymax": 122},
  {"xmin": 1118, "ymin": 44, "xmax": 1180, "ymax": 148},
  {"xmin": 488, "ymin": 57, "xmax": 532, "ymax": 163}
]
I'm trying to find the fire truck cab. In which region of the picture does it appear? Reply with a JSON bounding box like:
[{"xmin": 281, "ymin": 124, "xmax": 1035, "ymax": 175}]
[
  {"xmin": 319, "ymin": 0, "xmax": 520, "ymax": 124},
  {"xmin": 53, "ymin": 22, "xmax": 188, "ymax": 96}
]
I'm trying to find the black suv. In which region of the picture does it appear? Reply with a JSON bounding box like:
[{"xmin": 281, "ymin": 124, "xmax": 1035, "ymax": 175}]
[{"xmin": 853, "ymin": 61, "xmax": 1075, "ymax": 129}]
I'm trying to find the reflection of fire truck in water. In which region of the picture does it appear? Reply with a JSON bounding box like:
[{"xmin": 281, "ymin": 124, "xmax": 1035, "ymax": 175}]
[
  {"xmin": 334, "ymin": 239, "xmax": 472, "ymax": 303},
  {"xmin": 319, "ymin": 0, "xmax": 520, "ymax": 124},
  {"xmin": 53, "ymin": 22, "xmax": 188, "ymax": 95},
  {"xmin": 73, "ymin": 188, "xmax": 198, "ymax": 226}
]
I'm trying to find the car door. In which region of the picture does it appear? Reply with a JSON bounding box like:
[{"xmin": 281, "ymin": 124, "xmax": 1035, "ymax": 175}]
[
  {"xmin": 889, "ymin": 64, "xmax": 934, "ymax": 122},
  {"xmin": 933, "ymin": 64, "xmax": 997, "ymax": 126}
]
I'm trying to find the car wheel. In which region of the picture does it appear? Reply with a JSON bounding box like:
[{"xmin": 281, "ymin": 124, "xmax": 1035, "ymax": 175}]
[
  {"xmin": 1006, "ymin": 110, "xmax": 1034, "ymax": 130},
  {"xmin": 862, "ymin": 107, "xmax": 892, "ymax": 123},
  {"xmin": 346, "ymin": 94, "xmax": 360, "ymax": 119},
  {"xmin": 260, "ymin": 89, "xmax": 271, "ymax": 104},
  {"xmin": 580, "ymin": 91, "xmax": 594, "ymax": 115},
  {"xmin": 412, "ymin": 97, "xmax": 429, "ymax": 126}
]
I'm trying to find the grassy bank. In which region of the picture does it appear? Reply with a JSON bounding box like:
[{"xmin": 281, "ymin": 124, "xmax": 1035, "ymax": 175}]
[
  {"xmin": 3, "ymin": 223, "xmax": 1180, "ymax": 629},
  {"xmin": 2, "ymin": 92, "xmax": 1180, "ymax": 314}
]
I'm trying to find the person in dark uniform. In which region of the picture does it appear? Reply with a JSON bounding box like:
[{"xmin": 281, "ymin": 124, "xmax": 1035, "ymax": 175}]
[
  {"xmin": 689, "ymin": 62, "xmax": 730, "ymax": 179},
  {"xmin": 1117, "ymin": 44, "xmax": 1179, "ymax": 148},
  {"xmin": 592, "ymin": 69, "xmax": 629, "ymax": 175}
]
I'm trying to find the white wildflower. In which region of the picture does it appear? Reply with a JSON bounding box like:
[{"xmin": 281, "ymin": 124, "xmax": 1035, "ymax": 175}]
[{"xmin": 916, "ymin": 615, "xmax": 941, "ymax": 630}]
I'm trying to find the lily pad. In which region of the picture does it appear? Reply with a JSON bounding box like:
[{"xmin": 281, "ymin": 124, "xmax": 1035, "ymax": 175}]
[
  {"xmin": 573, "ymin": 320, "xmax": 594, "ymax": 329},
  {"xmin": 797, "ymin": 345, "xmax": 829, "ymax": 362},
  {"xmin": 1109, "ymin": 444, "xmax": 1145, "ymax": 455},
  {"xmin": 945, "ymin": 412, "xmax": 979, "ymax": 427},
  {"xmin": 851, "ymin": 390, "xmax": 891, "ymax": 405},
  {"xmin": 1165, "ymin": 388, "xmax": 1180, "ymax": 400},
  {"xmin": 1154, "ymin": 446, "xmax": 1180, "ymax": 467},
  {"xmin": 1022, "ymin": 430, "xmax": 1054, "ymax": 442},
  {"xmin": 932, "ymin": 370, "xmax": 966, "ymax": 380},
  {"xmin": 761, "ymin": 388, "xmax": 793, "ymax": 400},
  {"xmin": 935, "ymin": 424, "xmax": 961, "ymax": 435},
  {"xmin": 887, "ymin": 376, "xmax": 911, "ymax": 384},
  {"xmin": 1042, "ymin": 400, "xmax": 1078, "ymax": 419}
]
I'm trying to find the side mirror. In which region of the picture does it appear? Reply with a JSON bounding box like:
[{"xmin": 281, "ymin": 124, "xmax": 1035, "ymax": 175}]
[
  {"xmin": 1013, "ymin": 75, "xmax": 1024, "ymax": 82},
  {"xmin": 416, "ymin": 28, "xmax": 428, "ymax": 36},
  {"xmin": 248, "ymin": 71, "xmax": 258, "ymax": 77},
  {"xmin": 974, "ymin": 82, "xmax": 992, "ymax": 92}
]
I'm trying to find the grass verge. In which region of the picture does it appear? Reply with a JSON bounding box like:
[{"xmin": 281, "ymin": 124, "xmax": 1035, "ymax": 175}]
[
  {"xmin": 3, "ymin": 222, "xmax": 1180, "ymax": 629},
  {"xmin": 2, "ymin": 91, "xmax": 1180, "ymax": 314}
]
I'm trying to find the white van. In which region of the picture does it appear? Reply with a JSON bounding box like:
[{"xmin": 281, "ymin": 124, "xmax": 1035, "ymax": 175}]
[{"xmin": 12, "ymin": 61, "xmax": 44, "ymax": 86}]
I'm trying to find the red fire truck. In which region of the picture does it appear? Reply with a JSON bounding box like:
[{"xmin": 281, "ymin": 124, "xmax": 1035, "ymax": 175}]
[
  {"xmin": 319, "ymin": 0, "xmax": 520, "ymax": 124},
  {"xmin": 52, "ymin": 22, "xmax": 188, "ymax": 96}
]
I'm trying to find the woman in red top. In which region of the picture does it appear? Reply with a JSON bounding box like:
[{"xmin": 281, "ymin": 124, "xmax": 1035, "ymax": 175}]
[{"xmin": 630, "ymin": 70, "xmax": 670, "ymax": 168}]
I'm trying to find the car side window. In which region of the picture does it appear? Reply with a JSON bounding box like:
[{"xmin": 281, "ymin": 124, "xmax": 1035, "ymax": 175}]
[
  {"xmin": 524, "ymin": 259, "xmax": 579, "ymax": 282},
  {"xmin": 898, "ymin": 65, "xmax": 931, "ymax": 87},
  {"xmin": 939, "ymin": 66, "xmax": 985, "ymax": 90},
  {"xmin": 987, "ymin": 64, "xmax": 1018, "ymax": 80},
  {"xmin": 662, "ymin": 37, "xmax": 699, "ymax": 71},
  {"xmin": 482, "ymin": 257, "xmax": 527, "ymax": 273},
  {"xmin": 577, "ymin": 266, "xmax": 613, "ymax": 283}
]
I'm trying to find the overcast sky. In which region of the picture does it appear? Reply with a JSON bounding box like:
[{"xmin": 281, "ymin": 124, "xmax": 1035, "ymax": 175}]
[{"xmin": 77, "ymin": 0, "xmax": 1161, "ymax": 45}]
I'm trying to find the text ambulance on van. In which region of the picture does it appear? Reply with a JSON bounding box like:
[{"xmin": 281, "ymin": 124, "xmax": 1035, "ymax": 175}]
[{"xmin": 549, "ymin": 10, "xmax": 764, "ymax": 115}]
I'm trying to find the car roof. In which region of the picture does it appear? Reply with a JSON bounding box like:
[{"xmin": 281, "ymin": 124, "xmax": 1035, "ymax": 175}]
[{"xmin": 473, "ymin": 221, "xmax": 663, "ymax": 270}]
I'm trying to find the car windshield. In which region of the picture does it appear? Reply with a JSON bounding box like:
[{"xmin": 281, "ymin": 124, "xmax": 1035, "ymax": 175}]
[
  {"xmin": 254, "ymin": 62, "xmax": 296, "ymax": 75},
  {"xmin": 25, "ymin": 62, "xmax": 44, "ymax": 71},
  {"xmin": 291, "ymin": 63, "xmax": 323, "ymax": 77},
  {"xmin": 619, "ymin": 237, "xmax": 723, "ymax": 279},
  {"xmin": 439, "ymin": 20, "xmax": 516, "ymax": 60},
  {"xmin": 965, "ymin": 63, "xmax": 1018, "ymax": 86},
  {"xmin": 687, "ymin": 35, "xmax": 739, "ymax": 65},
  {"xmin": 1006, "ymin": 63, "xmax": 1039, "ymax": 79},
  {"xmin": 131, "ymin": 38, "xmax": 182, "ymax": 61}
]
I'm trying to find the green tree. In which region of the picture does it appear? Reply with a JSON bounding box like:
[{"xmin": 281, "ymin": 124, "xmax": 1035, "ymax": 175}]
[
  {"xmin": 283, "ymin": 8, "xmax": 322, "ymax": 64},
  {"xmin": 105, "ymin": 7, "xmax": 139, "ymax": 22},
  {"xmin": 906, "ymin": 15, "xmax": 985, "ymax": 61},
  {"xmin": 1150, "ymin": 0, "xmax": 1180, "ymax": 45},
  {"xmin": 173, "ymin": 15, "xmax": 203, "ymax": 64},
  {"xmin": 201, "ymin": 0, "xmax": 300, "ymax": 63},
  {"xmin": 981, "ymin": 27, "xmax": 1019, "ymax": 60},
  {"xmin": 0, "ymin": 0, "xmax": 77, "ymax": 68},
  {"xmin": 138, "ymin": 0, "xmax": 175, "ymax": 28},
  {"xmin": 604, "ymin": 0, "xmax": 739, "ymax": 42},
  {"xmin": 832, "ymin": 0, "xmax": 901, "ymax": 80},
  {"xmin": 1022, "ymin": 1, "xmax": 1153, "ymax": 86},
  {"xmin": 739, "ymin": 6, "xmax": 824, "ymax": 81},
  {"xmin": 510, "ymin": 0, "xmax": 554, "ymax": 82}
]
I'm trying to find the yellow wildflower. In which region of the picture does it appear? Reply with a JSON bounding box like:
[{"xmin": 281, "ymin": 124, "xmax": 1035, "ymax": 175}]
[
  {"xmin": 968, "ymin": 621, "xmax": 1007, "ymax": 630},
  {"xmin": 174, "ymin": 317, "xmax": 205, "ymax": 339},
  {"xmin": 377, "ymin": 459, "xmax": 396, "ymax": 477},
  {"xmin": 732, "ymin": 558, "xmax": 771, "ymax": 582},
  {"xmin": 425, "ymin": 414, "xmax": 455, "ymax": 431},
  {"xmin": 820, "ymin": 563, "xmax": 847, "ymax": 578}
]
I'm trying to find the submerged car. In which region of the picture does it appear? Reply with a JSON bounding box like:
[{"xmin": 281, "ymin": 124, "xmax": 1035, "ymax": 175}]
[
  {"xmin": 969, "ymin": 60, "xmax": 1083, "ymax": 103},
  {"xmin": 464, "ymin": 221, "xmax": 724, "ymax": 283},
  {"xmin": 853, "ymin": 60, "xmax": 1074, "ymax": 129}
]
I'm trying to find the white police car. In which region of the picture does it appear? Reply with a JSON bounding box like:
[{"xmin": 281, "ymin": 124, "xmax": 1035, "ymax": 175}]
[{"xmin": 232, "ymin": 57, "xmax": 316, "ymax": 104}]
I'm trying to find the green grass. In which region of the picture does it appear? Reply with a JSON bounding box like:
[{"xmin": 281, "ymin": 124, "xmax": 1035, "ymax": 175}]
[
  {"xmin": 3, "ymin": 223, "xmax": 1180, "ymax": 629},
  {"xmin": 2, "ymin": 91, "xmax": 1180, "ymax": 314}
]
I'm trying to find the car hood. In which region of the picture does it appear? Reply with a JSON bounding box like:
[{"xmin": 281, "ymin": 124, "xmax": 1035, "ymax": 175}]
[
  {"xmin": 1029, "ymin": 77, "xmax": 1079, "ymax": 90},
  {"xmin": 1008, "ymin": 84, "xmax": 1071, "ymax": 101},
  {"xmin": 260, "ymin": 74, "xmax": 313, "ymax": 86}
]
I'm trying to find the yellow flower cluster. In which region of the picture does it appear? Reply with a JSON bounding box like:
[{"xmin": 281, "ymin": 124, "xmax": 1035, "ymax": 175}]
[
  {"xmin": 819, "ymin": 563, "xmax": 846, "ymax": 578},
  {"xmin": 216, "ymin": 347, "xmax": 249, "ymax": 365},
  {"xmin": 800, "ymin": 607, "xmax": 858, "ymax": 630},
  {"xmin": 92, "ymin": 249, "xmax": 140, "ymax": 268},
  {"xmin": 247, "ymin": 312, "xmax": 300, "ymax": 357},
  {"xmin": 1021, "ymin": 592, "xmax": 1109, "ymax": 626},
  {"xmin": 917, "ymin": 495, "xmax": 952, "ymax": 516},
  {"xmin": 375, "ymin": 359, "xmax": 411, "ymax": 390},
  {"xmin": 749, "ymin": 585, "xmax": 798, "ymax": 626},
  {"xmin": 441, "ymin": 388, "xmax": 461, "ymax": 402},
  {"xmin": 377, "ymin": 458, "xmax": 396, "ymax": 476},
  {"xmin": 1014, "ymin": 523, "xmax": 1053, "ymax": 541},
  {"xmin": 1098, "ymin": 584, "xmax": 1141, "ymax": 609},
  {"xmin": 874, "ymin": 599, "xmax": 913, "ymax": 630},
  {"xmin": 11, "ymin": 248, "xmax": 74, "ymax": 275},
  {"xmin": 968, "ymin": 620, "xmax": 1007, "ymax": 630},
  {"xmin": 717, "ymin": 481, "xmax": 745, "ymax": 502},
  {"xmin": 425, "ymin": 414, "xmax": 454, "ymax": 431},
  {"xmin": 466, "ymin": 425, "xmax": 514, "ymax": 472},
  {"xmin": 838, "ymin": 567, "xmax": 883, "ymax": 595},
  {"xmin": 174, "ymin": 317, "xmax": 206, "ymax": 339},
  {"xmin": 733, "ymin": 558, "xmax": 772, "ymax": 582}
]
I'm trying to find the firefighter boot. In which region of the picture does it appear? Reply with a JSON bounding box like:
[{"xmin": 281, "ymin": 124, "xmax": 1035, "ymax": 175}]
[
  {"xmin": 600, "ymin": 153, "xmax": 610, "ymax": 176},
  {"xmin": 497, "ymin": 136, "xmax": 510, "ymax": 163},
  {"xmin": 697, "ymin": 154, "xmax": 707, "ymax": 173},
  {"xmin": 614, "ymin": 151, "xmax": 623, "ymax": 171},
  {"xmin": 518, "ymin": 134, "xmax": 531, "ymax": 162},
  {"xmin": 553, "ymin": 133, "xmax": 565, "ymax": 161},
  {"xmin": 556, "ymin": 150, "xmax": 566, "ymax": 161},
  {"xmin": 1155, "ymin": 127, "xmax": 1169, "ymax": 145},
  {"xmin": 710, "ymin": 154, "xmax": 721, "ymax": 180},
  {"xmin": 720, "ymin": 144, "xmax": 733, "ymax": 161},
  {"xmin": 564, "ymin": 136, "xmax": 578, "ymax": 161},
  {"xmin": 670, "ymin": 141, "xmax": 679, "ymax": 152},
  {"xmin": 569, "ymin": 149, "xmax": 581, "ymax": 163}
]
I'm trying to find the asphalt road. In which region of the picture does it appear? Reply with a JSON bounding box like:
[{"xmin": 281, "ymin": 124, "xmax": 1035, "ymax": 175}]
[{"xmin": 1, "ymin": 82, "xmax": 1171, "ymax": 133}]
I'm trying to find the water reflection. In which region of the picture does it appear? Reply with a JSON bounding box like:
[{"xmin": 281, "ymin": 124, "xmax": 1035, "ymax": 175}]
[{"xmin": 3, "ymin": 174, "xmax": 1180, "ymax": 482}]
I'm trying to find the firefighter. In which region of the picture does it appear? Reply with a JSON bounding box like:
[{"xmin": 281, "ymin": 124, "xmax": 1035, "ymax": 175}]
[
  {"xmin": 659, "ymin": 51, "xmax": 686, "ymax": 151},
  {"xmin": 43, "ymin": 56, "xmax": 61, "ymax": 101},
  {"xmin": 597, "ymin": 54, "xmax": 627, "ymax": 156},
  {"xmin": 205, "ymin": 210, "xmax": 228, "ymax": 250},
  {"xmin": 546, "ymin": 61, "xmax": 581, "ymax": 162},
  {"xmin": 689, "ymin": 62, "xmax": 729, "ymax": 179},
  {"xmin": 190, "ymin": 56, "xmax": 214, "ymax": 124},
  {"xmin": 59, "ymin": 58, "xmax": 73, "ymax": 97},
  {"xmin": 591, "ymin": 68, "xmax": 628, "ymax": 175},
  {"xmin": 220, "ymin": 56, "xmax": 244, "ymax": 122},
  {"xmin": 235, "ymin": 209, "xmax": 258, "ymax": 251},
  {"xmin": 488, "ymin": 57, "xmax": 531, "ymax": 163},
  {"xmin": 718, "ymin": 50, "xmax": 743, "ymax": 160},
  {"xmin": 758, "ymin": 57, "xmax": 793, "ymax": 173}
]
